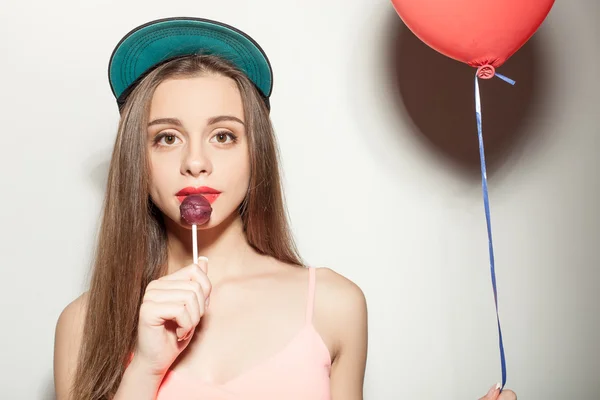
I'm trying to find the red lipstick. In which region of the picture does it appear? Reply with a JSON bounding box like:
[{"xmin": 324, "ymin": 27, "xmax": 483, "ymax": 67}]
[{"xmin": 176, "ymin": 186, "xmax": 221, "ymax": 204}]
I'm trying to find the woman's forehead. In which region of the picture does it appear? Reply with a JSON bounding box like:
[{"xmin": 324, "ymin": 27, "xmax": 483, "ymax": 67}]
[{"xmin": 149, "ymin": 75, "xmax": 245, "ymax": 124}]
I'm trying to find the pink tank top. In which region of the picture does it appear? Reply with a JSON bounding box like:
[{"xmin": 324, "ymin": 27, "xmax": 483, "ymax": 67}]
[{"xmin": 150, "ymin": 267, "xmax": 331, "ymax": 399}]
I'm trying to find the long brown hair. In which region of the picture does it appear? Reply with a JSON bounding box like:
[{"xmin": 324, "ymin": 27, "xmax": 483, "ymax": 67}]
[{"xmin": 71, "ymin": 55, "xmax": 303, "ymax": 399}]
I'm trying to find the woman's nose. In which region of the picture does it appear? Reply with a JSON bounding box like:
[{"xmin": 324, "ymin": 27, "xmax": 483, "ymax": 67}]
[{"xmin": 181, "ymin": 144, "xmax": 212, "ymax": 177}]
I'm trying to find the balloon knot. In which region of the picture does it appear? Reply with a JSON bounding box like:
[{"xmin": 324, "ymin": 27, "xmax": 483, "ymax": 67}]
[{"xmin": 476, "ymin": 65, "xmax": 496, "ymax": 79}]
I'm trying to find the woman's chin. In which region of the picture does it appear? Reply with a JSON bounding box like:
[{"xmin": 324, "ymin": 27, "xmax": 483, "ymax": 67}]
[
  {"xmin": 179, "ymin": 218, "xmax": 215, "ymax": 230},
  {"xmin": 169, "ymin": 208, "xmax": 238, "ymax": 232}
]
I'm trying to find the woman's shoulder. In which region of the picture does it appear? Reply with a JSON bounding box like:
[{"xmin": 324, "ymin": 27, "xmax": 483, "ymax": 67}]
[
  {"xmin": 273, "ymin": 261, "xmax": 367, "ymax": 322},
  {"xmin": 264, "ymin": 258, "xmax": 367, "ymax": 324},
  {"xmin": 54, "ymin": 292, "xmax": 89, "ymax": 399},
  {"xmin": 312, "ymin": 266, "xmax": 367, "ymax": 319},
  {"xmin": 276, "ymin": 261, "xmax": 365, "ymax": 302},
  {"xmin": 57, "ymin": 291, "xmax": 89, "ymax": 325},
  {"xmin": 55, "ymin": 291, "xmax": 89, "ymax": 353},
  {"xmin": 275, "ymin": 262, "xmax": 366, "ymax": 304},
  {"xmin": 310, "ymin": 267, "xmax": 367, "ymax": 363},
  {"xmin": 313, "ymin": 267, "xmax": 365, "ymax": 300}
]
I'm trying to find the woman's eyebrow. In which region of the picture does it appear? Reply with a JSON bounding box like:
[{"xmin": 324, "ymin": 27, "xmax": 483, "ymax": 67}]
[
  {"xmin": 207, "ymin": 115, "xmax": 245, "ymax": 126},
  {"xmin": 147, "ymin": 116, "xmax": 245, "ymax": 127},
  {"xmin": 147, "ymin": 117, "xmax": 183, "ymax": 127}
]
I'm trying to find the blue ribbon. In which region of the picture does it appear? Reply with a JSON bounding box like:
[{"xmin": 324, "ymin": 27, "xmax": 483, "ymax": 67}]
[{"xmin": 474, "ymin": 70, "xmax": 515, "ymax": 390}]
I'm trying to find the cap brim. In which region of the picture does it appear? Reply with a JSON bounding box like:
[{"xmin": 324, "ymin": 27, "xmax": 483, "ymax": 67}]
[{"xmin": 108, "ymin": 17, "xmax": 273, "ymax": 105}]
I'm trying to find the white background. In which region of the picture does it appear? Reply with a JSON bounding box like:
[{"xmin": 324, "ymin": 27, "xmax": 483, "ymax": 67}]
[{"xmin": 0, "ymin": 0, "xmax": 598, "ymax": 399}]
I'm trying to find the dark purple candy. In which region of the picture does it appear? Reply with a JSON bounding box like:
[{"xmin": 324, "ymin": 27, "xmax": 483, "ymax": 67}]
[{"xmin": 179, "ymin": 194, "xmax": 212, "ymax": 225}]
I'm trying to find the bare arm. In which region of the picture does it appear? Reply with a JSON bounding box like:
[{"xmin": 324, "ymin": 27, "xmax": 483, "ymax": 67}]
[
  {"xmin": 53, "ymin": 293, "xmax": 164, "ymax": 400},
  {"xmin": 113, "ymin": 357, "xmax": 164, "ymax": 400},
  {"xmin": 53, "ymin": 293, "xmax": 87, "ymax": 400},
  {"xmin": 318, "ymin": 269, "xmax": 368, "ymax": 400}
]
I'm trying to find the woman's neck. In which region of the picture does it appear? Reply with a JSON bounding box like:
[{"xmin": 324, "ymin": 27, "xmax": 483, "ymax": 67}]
[{"xmin": 163, "ymin": 212, "xmax": 257, "ymax": 279}]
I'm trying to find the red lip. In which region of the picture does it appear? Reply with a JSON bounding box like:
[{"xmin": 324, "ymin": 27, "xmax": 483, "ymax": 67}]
[{"xmin": 176, "ymin": 186, "xmax": 221, "ymax": 205}]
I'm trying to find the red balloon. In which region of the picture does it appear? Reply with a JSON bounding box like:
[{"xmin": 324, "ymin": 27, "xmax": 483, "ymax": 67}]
[{"xmin": 391, "ymin": 0, "xmax": 554, "ymax": 70}]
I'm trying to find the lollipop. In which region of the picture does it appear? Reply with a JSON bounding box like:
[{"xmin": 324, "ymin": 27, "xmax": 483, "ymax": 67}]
[
  {"xmin": 180, "ymin": 195, "xmax": 212, "ymax": 264},
  {"xmin": 180, "ymin": 194, "xmax": 212, "ymax": 225}
]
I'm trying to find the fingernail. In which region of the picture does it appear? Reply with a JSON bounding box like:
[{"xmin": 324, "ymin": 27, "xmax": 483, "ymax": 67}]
[
  {"xmin": 205, "ymin": 297, "xmax": 210, "ymax": 309},
  {"xmin": 178, "ymin": 330, "xmax": 192, "ymax": 342},
  {"xmin": 198, "ymin": 256, "xmax": 208, "ymax": 262},
  {"xmin": 487, "ymin": 384, "xmax": 497, "ymax": 396},
  {"xmin": 495, "ymin": 383, "xmax": 501, "ymax": 390}
]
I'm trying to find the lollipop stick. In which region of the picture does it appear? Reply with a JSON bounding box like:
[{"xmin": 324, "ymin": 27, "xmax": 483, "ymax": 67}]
[{"xmin": 192, "ymin": 224, "xmax": 198, "ymax": 264}]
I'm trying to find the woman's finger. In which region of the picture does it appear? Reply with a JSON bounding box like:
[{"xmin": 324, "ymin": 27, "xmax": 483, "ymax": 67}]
[
  {"xmin": 139, "ymin": 300, "xmax": 194, "ymax": 339},
  {"xmin": 197, "ymin": 256, "xmax": 208, "ymax": 275},
  {"xmin": 192, "ymin": 258, "xmax": 211, "ymax": 301},
  {"xmin": 159, "ymin": 261, "xmax": 212, "ymax": 301},
  {"xmin": 478, "ymin": 384, "xmax": 501, "ymax": 400},
  {"xmin": 146, "ymin": 279, "xmax": 206, "ymax": 311},
  {"xmin": 143, "ymin": 288, "xmax": 203, "ymax": 325},
  {"xmin": 498, "ymin": 389, "xmax": 517, "ymax": 400}
]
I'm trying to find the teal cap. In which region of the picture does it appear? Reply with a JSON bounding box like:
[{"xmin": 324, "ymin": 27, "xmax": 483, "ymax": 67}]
[{"xmin": 108, "ymin": 17, "xmax": 273, "ymax": 110}]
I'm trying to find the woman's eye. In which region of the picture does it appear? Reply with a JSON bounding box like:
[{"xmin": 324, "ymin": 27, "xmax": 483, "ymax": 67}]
[
  {"xmin": 153, "ymin": 133, "xmax": 181, "ymax": 146},
  {"xmin": 162, "ymin": 135, "xmax": 177, "ymax": 145},
  {"xmin": 211, "ymin": 131, "xmax": 238, "ymax": 145}
]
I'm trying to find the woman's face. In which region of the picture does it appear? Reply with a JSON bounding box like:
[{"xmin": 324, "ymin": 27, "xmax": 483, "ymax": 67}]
[{"xmin": 146, "ymin": 74, "xmax": 250, "ymax": 230}]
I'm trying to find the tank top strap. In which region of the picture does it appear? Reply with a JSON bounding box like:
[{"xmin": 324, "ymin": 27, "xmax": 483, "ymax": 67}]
[{"xmin": 305, "ymin": 267, "xmax": 316, "ymax": 324}]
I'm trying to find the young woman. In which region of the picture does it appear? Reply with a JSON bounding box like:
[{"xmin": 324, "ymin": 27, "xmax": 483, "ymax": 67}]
[
  {"xmin": 53, "ymin": 17, "xmax": 515, "ymax": 400},
  {"xmin": 53, "ymin": 17, "xmax": 367, "ymax": 400}
]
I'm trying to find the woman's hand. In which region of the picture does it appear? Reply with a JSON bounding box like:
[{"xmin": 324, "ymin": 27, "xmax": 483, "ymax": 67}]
[
  {"xmin": 478, "ymin": 384, "xmax": 517, "ymax": 400},
  {"xmin": 129, "ymin": 257, "xmax": 211, "ymax": 378}
]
